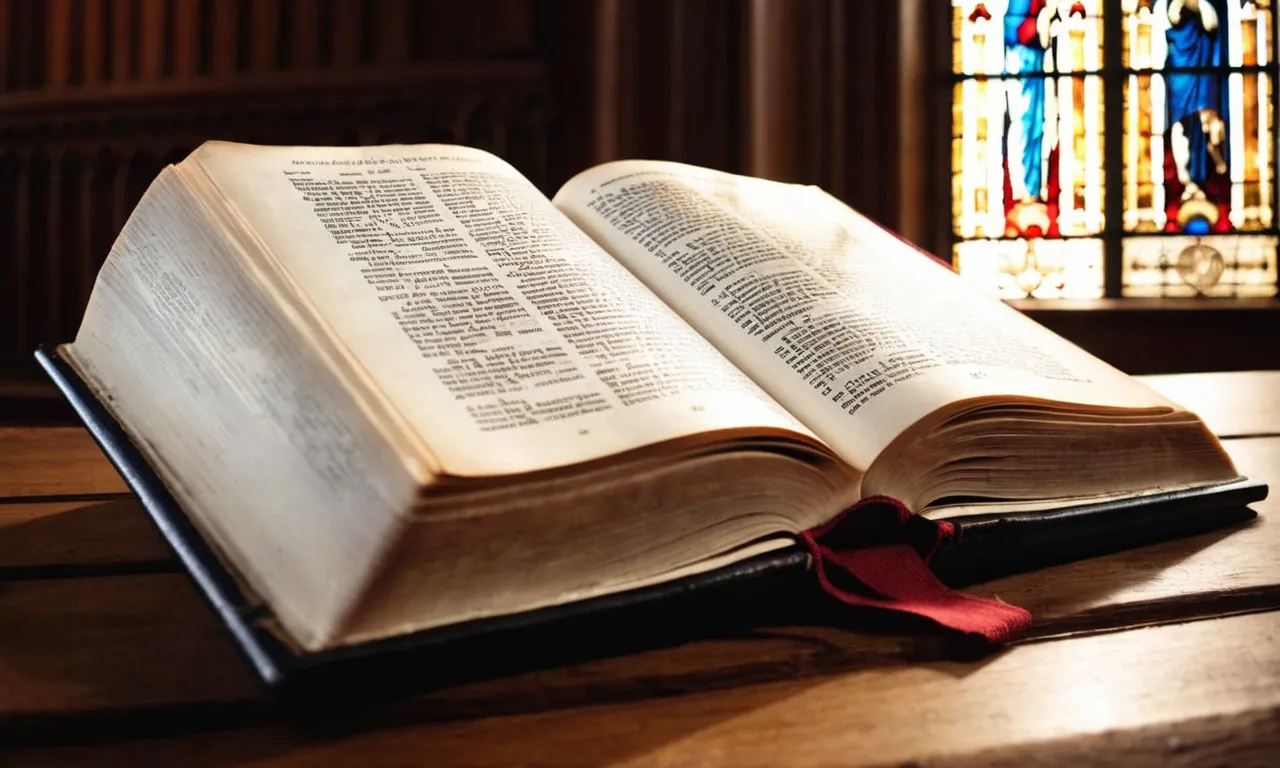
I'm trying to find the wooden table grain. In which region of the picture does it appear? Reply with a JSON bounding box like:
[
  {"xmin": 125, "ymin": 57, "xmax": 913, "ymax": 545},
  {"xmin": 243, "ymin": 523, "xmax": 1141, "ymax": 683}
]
[
  {"xmin": 13, "ymin": 612, "xmax": 1277, "ymax": 768},
  {"xmin": 1, "ymin": 371, "xmax": 1278, "ymax": 766}
]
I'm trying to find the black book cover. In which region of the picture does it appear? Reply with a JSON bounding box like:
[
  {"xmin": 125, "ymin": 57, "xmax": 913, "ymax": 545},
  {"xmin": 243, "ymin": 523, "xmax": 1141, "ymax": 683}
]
[{"xmin": 36, "ymin": 345, "xmax": 1268, "ymax": 700}]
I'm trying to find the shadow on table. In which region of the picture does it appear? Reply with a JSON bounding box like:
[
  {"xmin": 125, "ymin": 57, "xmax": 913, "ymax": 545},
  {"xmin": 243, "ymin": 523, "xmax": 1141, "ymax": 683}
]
[{"xmin": 0, "ymin": 497, "xmax": 173, "ymax": 578}]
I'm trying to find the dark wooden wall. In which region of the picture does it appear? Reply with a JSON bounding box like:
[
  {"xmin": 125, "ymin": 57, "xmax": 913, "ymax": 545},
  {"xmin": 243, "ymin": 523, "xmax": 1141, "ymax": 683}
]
[{"xmin": 582, "ymin": 0, "xmax": 909, "ymax": 229}]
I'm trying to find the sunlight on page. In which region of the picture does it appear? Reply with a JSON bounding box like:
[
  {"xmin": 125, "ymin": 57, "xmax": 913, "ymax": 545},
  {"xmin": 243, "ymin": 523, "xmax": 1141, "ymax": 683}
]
[{"xmin": 556, "ymin": 160, "xmax": 1174, "ymax": 470}]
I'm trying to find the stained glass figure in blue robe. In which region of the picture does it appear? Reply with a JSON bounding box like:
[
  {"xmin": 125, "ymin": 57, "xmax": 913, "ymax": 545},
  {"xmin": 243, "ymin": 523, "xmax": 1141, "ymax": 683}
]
[
  {"xmin": 1002, "ymin": 0, "xmax": 1081, "ymax": 239},
  {"xmin": 1004, "ymin": 0, "xmax": 1051, "ymax": 206},
  {"xmin": 1165, "ymin": 0, "xmax": 1230, "ymax": 217}
]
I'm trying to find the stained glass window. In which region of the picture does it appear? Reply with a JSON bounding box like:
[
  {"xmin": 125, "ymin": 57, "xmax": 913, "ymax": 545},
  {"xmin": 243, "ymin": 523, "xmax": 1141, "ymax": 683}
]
[{"xmin": 951, "ymin": 0, "xmax": 1278, "ymax": 298}]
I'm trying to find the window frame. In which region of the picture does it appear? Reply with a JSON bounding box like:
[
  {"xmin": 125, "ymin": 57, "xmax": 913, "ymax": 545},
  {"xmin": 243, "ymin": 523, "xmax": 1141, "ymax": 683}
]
[{"xmin": 944, "ymin": 0, "xmax": 1280, "ymax": 298}]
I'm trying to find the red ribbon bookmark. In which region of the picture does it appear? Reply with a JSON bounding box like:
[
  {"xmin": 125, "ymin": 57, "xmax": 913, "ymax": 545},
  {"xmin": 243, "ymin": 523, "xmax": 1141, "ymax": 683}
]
[{"xmin": 798, "ymin": 496, "xmax": 1032, "ymax": 644}]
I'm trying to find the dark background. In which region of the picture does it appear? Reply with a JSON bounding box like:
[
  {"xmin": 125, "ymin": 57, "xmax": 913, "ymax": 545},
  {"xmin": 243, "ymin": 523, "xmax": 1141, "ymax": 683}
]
[{"xmin": 1, "ymin": 0, "xmax": 1275, "ymax": 421}]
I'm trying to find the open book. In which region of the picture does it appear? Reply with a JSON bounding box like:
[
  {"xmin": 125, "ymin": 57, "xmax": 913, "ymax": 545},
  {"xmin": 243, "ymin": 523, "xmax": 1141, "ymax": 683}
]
[{"xmin": 60, "ymin": 142, "xmax": 1257, "ymax": 656}]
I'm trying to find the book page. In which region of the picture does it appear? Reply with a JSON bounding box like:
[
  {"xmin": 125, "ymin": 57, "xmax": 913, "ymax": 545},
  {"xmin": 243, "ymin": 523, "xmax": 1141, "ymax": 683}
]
[
  {"xmin": 187, "ymin": 144, "xmax": 815, "ymax": 477},
  {"xmin": 68, "ymin": 170, "xmax": 419, "ymax": 645},
  {"xmin": 554, "ymin": 161, "xmax": 1172, "ymax": 470}
]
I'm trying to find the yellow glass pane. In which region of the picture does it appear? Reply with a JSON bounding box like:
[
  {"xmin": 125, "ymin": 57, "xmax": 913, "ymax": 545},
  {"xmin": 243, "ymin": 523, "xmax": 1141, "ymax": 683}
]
[
  {"xmin": 1122, "ymin": 234, "xmax": 1279, "ymax": 296},
  {"xmin": 953, "ymin": 1, "xmax": 1105, "ymax": 76},
  {"xmin": 952, "ymin": 74, "xmax": 1105, "ymax": 241},
  {"xmin": 956, "ymin": 238, "xmax": 1104, "ymax": 298}
]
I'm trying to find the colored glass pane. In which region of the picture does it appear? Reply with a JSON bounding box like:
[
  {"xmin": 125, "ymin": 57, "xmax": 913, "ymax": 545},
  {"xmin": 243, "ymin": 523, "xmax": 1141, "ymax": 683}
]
[
  {"xmin": 954, "ymin": 1, "xmax": 1106, "ymax": 75},
  {"xmin": 952, "ymin": 76, "xmax": 1107, "ymax": 240},
  {"xmin": 1122, "ymin": 233, "xmax": 1278, "ymax": 295},
  {"xmin": 956, "ymin": 238, "xmax": 1104, "ymax": 298}
]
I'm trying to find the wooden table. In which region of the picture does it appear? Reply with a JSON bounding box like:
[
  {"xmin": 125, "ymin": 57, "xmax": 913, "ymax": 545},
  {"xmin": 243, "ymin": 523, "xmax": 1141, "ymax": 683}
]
[{"xmin": 2, "ymin": 372, "xmax": 1279, "ymax": 766}]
